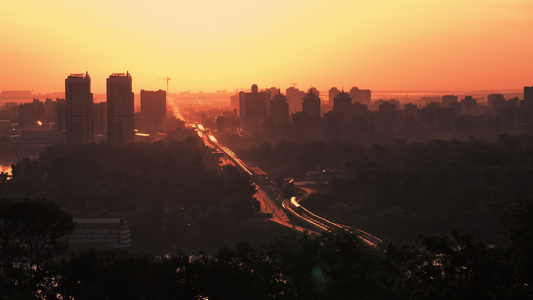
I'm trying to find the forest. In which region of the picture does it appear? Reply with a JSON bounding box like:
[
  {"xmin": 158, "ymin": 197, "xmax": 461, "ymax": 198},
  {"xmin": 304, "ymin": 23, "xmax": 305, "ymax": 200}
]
[
  {"xmin": 2, "ymin": 123, "xmax": 533, "ymax": 298},
  {"xmin": 0, "ymin": 126, "xmax": 283, "ymax": 253},
  {"xmin": 1, "ymin": 197, "xmax": 532, "ymax": 299},
  {"xmin": 226, "ymin": 134, "xmax": 533, "ymax": 244}
]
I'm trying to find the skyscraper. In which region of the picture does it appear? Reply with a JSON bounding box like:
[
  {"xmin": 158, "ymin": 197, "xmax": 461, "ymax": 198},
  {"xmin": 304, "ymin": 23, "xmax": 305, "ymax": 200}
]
[
  {"xmin": 140, "ymin": 89, "xmax": 166, "ymax": 132},
  {"xmin": 269, "ymin": 92, "xmax": 289, "ymax": 124},
  {"xmin": 332, "ymin": 90, "xmax": 352, "ymax": 121},
  {"xmin": 349, "ymin": 86, "xmax": 371, "ymax": 106},
  {"xmin": 93, "ymin": 102, "xmax": 107, "ymax": 135},
  {"xmin": 328, "ymin": 87, "xmax": 340, "ymax": 105},
  {"xmin": 309, "ymin": 87, "xmax": 320, "ymax": 97},
  {"xmin": 65, "ymin": 72, "xmax": 93, "ymax": 143},
  {"xmin": 286, "ymin": 87, "xmax": 306, "ymax": 113},
  {"xmin": 239, "ymin": 84, "xmax": 270, "ymax": 133},
  {"xmin": 19, "ymin": 99, "xmax": 45, "ymax": 128},
  {"xmin": 487, "ymin": 94, "xmax": 505, "ymax": 112},
  {"xmin": 524, "ymin": 86, "xmax": 533, "ymax": 112},
  {"xmin": 302, "ymin": 89, "xmax": 321, "ymax": 123},
  {"xmin": 441, "ymin": 95, "xmax": 458, "ymax": 108},
  {"xmin": 107, "ymin": 72, "xmax": 134, "ymax": 144}
]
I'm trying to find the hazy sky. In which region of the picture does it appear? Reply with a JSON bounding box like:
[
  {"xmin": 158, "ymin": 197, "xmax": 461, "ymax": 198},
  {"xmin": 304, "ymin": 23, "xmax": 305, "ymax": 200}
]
[{"xmin": 1, "ymin": 0, "xmax": 532, "ymax": 93}]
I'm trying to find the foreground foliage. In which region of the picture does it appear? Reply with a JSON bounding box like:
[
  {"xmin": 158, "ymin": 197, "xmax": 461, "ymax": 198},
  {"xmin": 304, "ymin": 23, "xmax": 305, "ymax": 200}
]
[
  {"xmin": 0, "ymin": 199, "xmax": 74, "ymax": 299},
  {"xmin": 54, "ymin": 228, "xmax": 532, "ymax": 299},
  {"xmin": 1, "ymin": 198, "xmax": 532, "ymax": 299}
]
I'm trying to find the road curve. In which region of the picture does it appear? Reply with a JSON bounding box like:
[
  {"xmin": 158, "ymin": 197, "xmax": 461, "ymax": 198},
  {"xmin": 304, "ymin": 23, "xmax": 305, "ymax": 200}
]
[
  {"xmin": 193, "ymin": 122, "xmax": 381, "ymax": 244},
  {"xmin": 284, "ymin": 188, "xmax": 382, "ymax": 247}
]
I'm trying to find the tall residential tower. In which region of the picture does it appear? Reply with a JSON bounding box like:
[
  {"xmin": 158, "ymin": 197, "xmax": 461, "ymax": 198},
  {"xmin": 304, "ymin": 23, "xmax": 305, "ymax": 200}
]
[
  {"xmin": 140, "ymin": 89, "xmax": 166, "ymax": 132},
  {"xmin": 107, "ymin": 72, "xmax": 134, "ymax": 144},
  {"xmin": 65, "ymin": 72, "xmax": 93, "ymax": 144}
]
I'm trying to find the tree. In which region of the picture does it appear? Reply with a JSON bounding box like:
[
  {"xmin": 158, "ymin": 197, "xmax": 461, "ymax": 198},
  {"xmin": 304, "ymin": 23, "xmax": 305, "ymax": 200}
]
[
  {"xmin": 406, "ymin": 231, "xmax": 518, "ymax": 300},
  {"xmin": 0, "ymin": 199, "xmax": 75, "ymax": 298},
  {"xmin": 509, "ymin": 198, "xmax": 533, "ymax": 291}
]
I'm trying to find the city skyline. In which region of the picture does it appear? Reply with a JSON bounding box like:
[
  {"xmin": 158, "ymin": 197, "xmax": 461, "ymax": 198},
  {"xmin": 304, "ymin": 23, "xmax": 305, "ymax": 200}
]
[{"xmin": 1, "ymin": 1, "xmax": 532, "ymax": 94}]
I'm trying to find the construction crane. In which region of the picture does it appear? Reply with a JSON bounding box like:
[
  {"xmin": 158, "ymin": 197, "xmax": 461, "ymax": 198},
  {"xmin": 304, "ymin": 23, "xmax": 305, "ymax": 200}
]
[
  {"xmin": 157, "ymin": 76, "xmax": 171, "ymax": 96},
  {"xmin": 289, "ymin": 82, "xmax": 297, "ymax": 88}
]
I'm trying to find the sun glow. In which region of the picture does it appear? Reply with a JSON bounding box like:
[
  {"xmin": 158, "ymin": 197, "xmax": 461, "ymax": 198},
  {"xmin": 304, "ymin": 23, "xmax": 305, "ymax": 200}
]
[{"xmin": 1, "ymin": 0, "xmax": 532, "ymax": 93}]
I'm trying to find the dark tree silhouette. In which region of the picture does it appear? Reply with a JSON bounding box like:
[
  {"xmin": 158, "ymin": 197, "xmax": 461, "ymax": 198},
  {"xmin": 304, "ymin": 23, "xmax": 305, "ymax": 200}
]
[{"xmin": 0, "ymin": 199, "xmax": 74, "ymax": 298}]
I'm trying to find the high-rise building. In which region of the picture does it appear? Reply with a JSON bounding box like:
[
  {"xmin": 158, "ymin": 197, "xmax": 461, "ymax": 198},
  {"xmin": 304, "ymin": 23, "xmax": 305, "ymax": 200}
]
[
  {"xmin": 328, "ymin": 87, "xmax": 340, "ymax": 106},
  {"xmin": 93, "ymin": 102, "xmax": 107, "ymax": 135},
  {"xmin": 140, "ymin": 89, "xmax": 166, "ymax": 132},
  {"xmin": 18, "ymin": 99, "xmax": 45, "ymax": 128},
  {"xmin": 524, "ymin": 86, "xmax": 533, "ymax": 111},
  {"xmin": 309, "ymin": 87, "xmax": 320, "ymax": 97},
  {"xmin": 286, "ymin": 87, "xmax": 306, "ymax": 113},
  {"xmin": 269, "ymin": 92, "xmax": 289, "ymax": 124},
  {"xmin": 239, "ymin": 84, "xmax": 270, "ymax": 132},
  {"xmin": 107, "ymin": 72, "xmax": 134, "ymax": 144},
  {"xmin": 487, "ymin": 94, "xmax": 505, "ymax": 112},
  {"xmin": 302, "ymin": 89, "xmax": 321, "ymax": 123},
  {"xmin": 441, "ymin": 95, "xmax": 458, "ymax": 108},
  {"xmin": 65, "ymin": 72, "xmax": 93, "ymax": 143},
  {"xmin": 461, "ymin": 96, "xmax": 477, "ymax": 115},
  {"xmin": 44, "ymin": 98, "xmax": 55, "ymax": 126},
  {"xmin": 266, "ymin": 87, "xmax": 280, "ymax": 100},
  {"xmin": 55, "ymin": 98, "xmax": 66, "ymax": 130},
  {"xmin": 332, "ymin": 90, "xmax": 352, "ymax": 121},
  {"xmin": 349, "ymin": 86, "xmax": 371, "ymax": 106}
]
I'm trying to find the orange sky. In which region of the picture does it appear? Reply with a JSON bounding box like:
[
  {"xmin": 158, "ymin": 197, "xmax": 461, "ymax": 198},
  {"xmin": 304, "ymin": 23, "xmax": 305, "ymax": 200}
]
[{"xmin": 1, "ymin": 0, "xmax": 532, "ymax": 94}]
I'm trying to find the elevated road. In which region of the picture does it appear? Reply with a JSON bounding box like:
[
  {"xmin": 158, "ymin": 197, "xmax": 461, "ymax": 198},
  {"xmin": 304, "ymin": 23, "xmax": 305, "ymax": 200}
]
[
  {"xmin": 194, "ymin": 123, "xmax": 380, "ymax": 244},
  {"xmin": 283, "ymin": 188, "xmax": 382, "ymax": 246}
]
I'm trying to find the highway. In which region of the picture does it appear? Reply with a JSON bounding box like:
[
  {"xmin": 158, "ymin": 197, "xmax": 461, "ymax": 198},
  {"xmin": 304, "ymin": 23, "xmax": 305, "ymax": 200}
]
[
  {"xmin": 283, "ymin": 188, "xmax": 382, "ymax": 246},
  {"xmin": 193, "ymin": 122, "xmax": 381, "ymax": 244},
  {"xmin": 193, "ymin": 123, "xmax": 316, "ymax": 233}
]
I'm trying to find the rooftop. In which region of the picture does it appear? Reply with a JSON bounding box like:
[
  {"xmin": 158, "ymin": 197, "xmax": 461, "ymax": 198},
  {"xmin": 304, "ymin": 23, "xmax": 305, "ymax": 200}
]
[{"xmin": 74, "ymin": 218, "xmax": 123, "ymax": 224}]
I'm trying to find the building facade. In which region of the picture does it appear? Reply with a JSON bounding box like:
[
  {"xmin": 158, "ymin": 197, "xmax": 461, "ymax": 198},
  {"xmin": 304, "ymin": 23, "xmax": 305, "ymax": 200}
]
[
  {"xmin": 269, "ymin": 92, "xmax": 289, "ymax": 124},
  {"xmin": 349, "ymin": 86, "xmax": 371, "ymax": 106},
  {"xmin": 524, "ymin": 86, "xmax": 533, "ymax": 112},
  {"xmin": 68, "ymin": 218, "xmax": 132, "ymax": 251},
  {"xmin": 65, "ymin": 72, "xmax": 94, "ymax": 143},
  {"xmin": 286, "ymin": 87, "xmax": 306, "ymax": 113},
  {"xmin": 302, "ymin": 90, "xmax": 321, "ymax": 123},
  {"xmin": 140, "ymin": 89, "xmax": 166, "ymax": 132},
  {"xmin": 107, "ymin": 72, "xmax": 134, "ymax": 144},
  {"xmin": 332, "ymin": 91, "xmax": 352, "ymax": 121},
  {"xmin": 239, "ymin": 84, "xmax": 270, "ymax": 133}
]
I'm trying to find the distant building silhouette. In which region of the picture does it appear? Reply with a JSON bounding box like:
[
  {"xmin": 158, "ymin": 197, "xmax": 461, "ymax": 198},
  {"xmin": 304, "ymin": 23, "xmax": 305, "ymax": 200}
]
[
  {"xmin": 524, "ymin": 86, "xmax": 533, "ymax": 112},
  {"xmin": 230, "ymin": 93, "xmax": 240, "ymax": 111},
  {"xmin": 266, "ymin": 87, "xmax": 280, "ymax": 100},
  {"xmin": 302, "ymin": 89, "xmax": 321, "ymax": 123},
  {"xmin": 461, "ymin": 96, "xmax": 477, "ymax": 116},
  {"xmin": 19, "ymin": 99, "xmax": 45, "ymax": 128},
  {"xmin": 332, "ymin": 90, "xmax": 352, "ymax": 121},
  {"xmin": 309, "ymin": 87, "xmax": 320, "ymax": 97},
  {"xmin": 107, "ymin": 72, "xmax": 134, "ymax": 144},
  {"xmin": 269, "ymin": 92, "xmax": 289, "ymax": 123},
  {"xmin": 44, "ymin": 98, "xmax": 55, "ymax": 126},
  {"xmin": 286, "ymin": 87, "xmax": 306, "ymax": 113},
  {"xmin": 140, "ymin": 89, "xmax": 166, "ymax": 132},
  {"xmin": 65, "ymin": 72, "xmax": 93, "ymax": 143},
  {"xmin": 93, "ymin": 102, "xmax": 107, "ymax": 135},
  {"xmin": 239, "ymin": 84, "xmax": 270, "ymax": 133},
  {"xmin": 68, "ymin": 218, "xmax": 132, "ymax": 251},
  {"xmin": 487, "ymin": 94, "xmax": 505, "ymax": 112},
  {"xmin": 55, "ymin": 98, "xmax": 66, "ymax": 130},
  {"xmin": 328, "ymin": 87, "xmax": 340, "ymax": 105},
  {"xmin": 349, "ymin": 86, "xmax": 371, "ymax": 106},
  {"xmin": 441, "ymin": 95, "xmax": 458, "ymax": 108}
]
